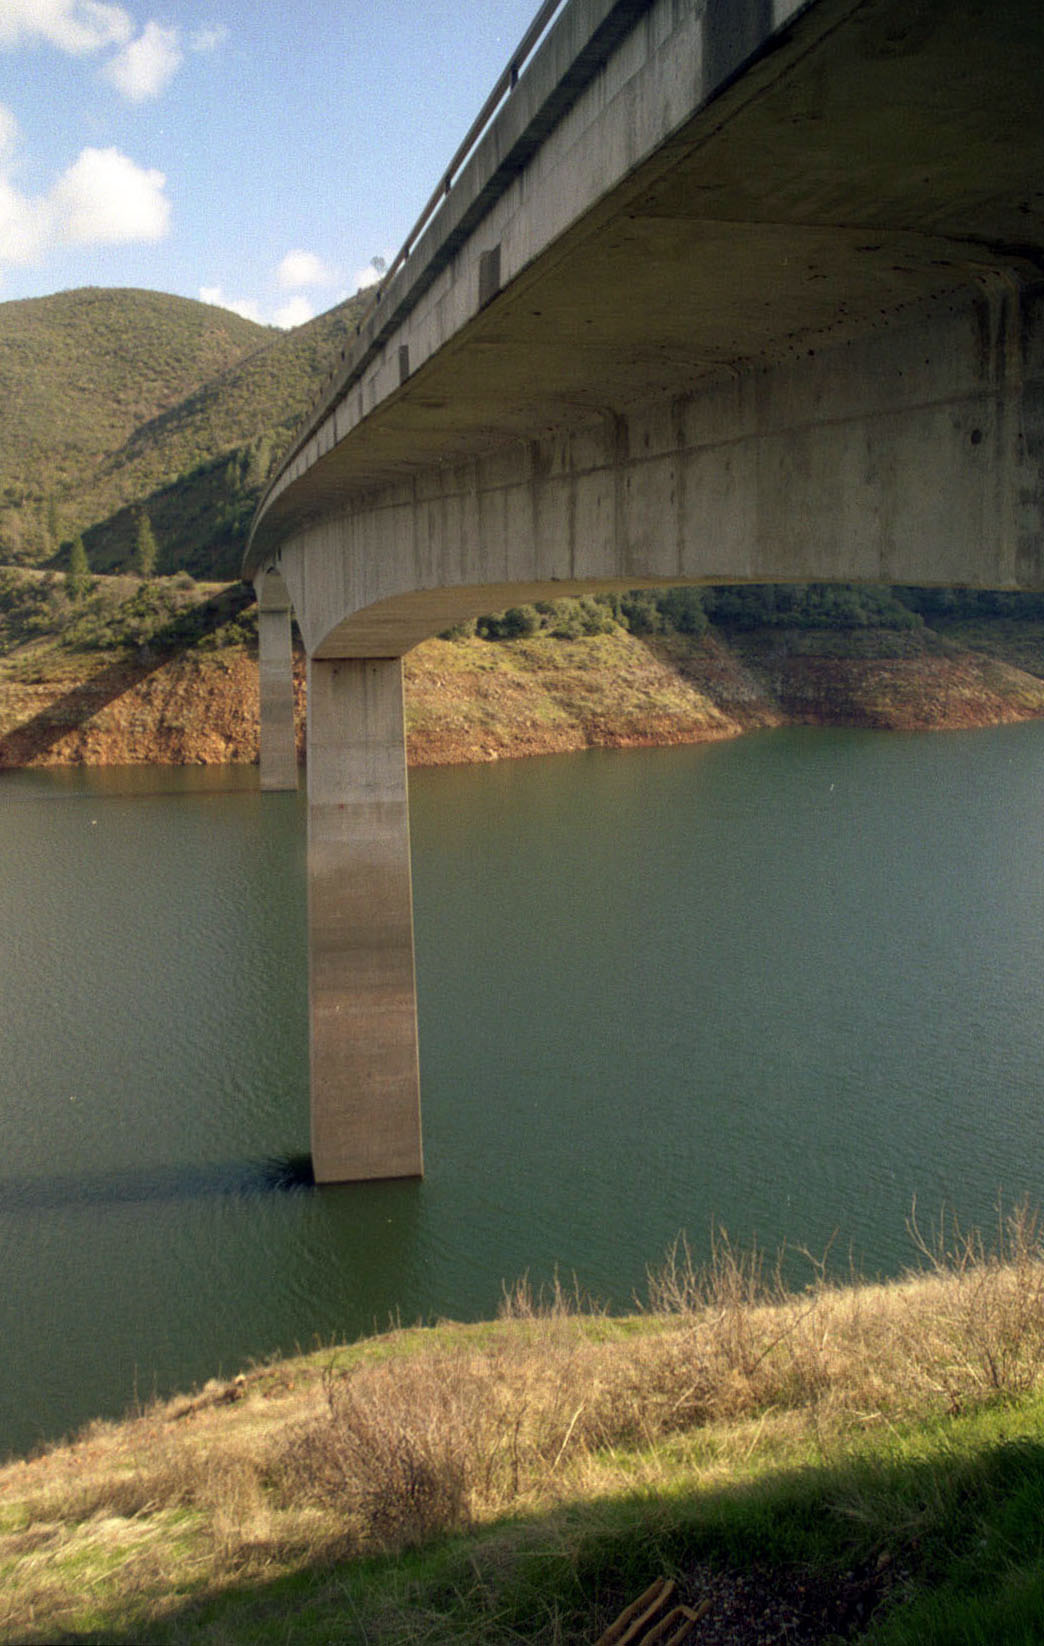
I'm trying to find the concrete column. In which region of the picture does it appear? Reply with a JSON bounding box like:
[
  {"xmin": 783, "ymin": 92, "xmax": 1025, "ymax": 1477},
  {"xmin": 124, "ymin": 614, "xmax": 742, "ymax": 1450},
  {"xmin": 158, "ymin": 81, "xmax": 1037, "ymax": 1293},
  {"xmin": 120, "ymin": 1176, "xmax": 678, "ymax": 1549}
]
[
  {"xmin": 258, "ymin": 601, "xmax": 298, "ymax": 791},
  {"xmin": 307, "ymin": 656, "xmax": 423, "ymax": 1183}
]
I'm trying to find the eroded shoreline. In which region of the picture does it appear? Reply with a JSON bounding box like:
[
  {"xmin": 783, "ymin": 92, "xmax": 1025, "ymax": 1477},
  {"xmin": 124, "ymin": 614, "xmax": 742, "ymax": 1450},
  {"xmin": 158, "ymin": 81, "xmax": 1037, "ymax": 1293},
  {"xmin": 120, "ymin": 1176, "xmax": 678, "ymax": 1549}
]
[{"xmin": 5, "ymin": 620, "xmax": 1044, "ymax": 772}]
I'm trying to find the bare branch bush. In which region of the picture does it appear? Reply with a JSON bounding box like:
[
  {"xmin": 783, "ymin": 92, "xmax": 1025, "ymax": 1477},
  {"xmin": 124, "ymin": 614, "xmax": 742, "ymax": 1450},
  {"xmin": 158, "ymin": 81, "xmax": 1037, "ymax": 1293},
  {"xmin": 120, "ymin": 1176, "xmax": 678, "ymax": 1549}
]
[{"xmin": 898, "ymin": 1196, "xmax": 1044, "ymax": 1411}]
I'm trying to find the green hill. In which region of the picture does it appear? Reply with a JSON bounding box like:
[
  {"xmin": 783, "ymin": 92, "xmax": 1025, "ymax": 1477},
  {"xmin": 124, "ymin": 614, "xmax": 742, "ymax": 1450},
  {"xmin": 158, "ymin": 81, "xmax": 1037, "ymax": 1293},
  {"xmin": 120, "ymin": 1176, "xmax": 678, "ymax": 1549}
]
[{"xmin": 0, "ymin": 285, "xmax": 367, "ymax": 578}]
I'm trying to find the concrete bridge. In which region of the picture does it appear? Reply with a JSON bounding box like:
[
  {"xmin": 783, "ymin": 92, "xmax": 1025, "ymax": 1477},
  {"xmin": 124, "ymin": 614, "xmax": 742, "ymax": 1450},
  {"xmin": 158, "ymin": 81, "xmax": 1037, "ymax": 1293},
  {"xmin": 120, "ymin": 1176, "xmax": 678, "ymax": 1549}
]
[{"xmin": 245, "ymin": 0, "xmax": 1044, "ymax": 1183}]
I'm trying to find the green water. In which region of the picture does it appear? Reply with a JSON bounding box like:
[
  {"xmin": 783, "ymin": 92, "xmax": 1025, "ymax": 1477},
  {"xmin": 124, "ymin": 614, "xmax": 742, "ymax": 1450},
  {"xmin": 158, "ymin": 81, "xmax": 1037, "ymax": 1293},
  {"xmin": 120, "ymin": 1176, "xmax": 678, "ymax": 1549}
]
[{"xmin": 3, "ymin": 724, "xmax": 1044, "ymax": 1457}]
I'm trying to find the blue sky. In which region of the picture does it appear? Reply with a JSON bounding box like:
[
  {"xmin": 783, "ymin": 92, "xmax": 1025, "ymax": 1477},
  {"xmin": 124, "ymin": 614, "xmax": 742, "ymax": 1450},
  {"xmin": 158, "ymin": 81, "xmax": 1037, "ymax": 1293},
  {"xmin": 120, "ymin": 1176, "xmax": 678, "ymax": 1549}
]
[{"xmin": 0, "ymin": 0, "xmax": 546, "ymax": 325}]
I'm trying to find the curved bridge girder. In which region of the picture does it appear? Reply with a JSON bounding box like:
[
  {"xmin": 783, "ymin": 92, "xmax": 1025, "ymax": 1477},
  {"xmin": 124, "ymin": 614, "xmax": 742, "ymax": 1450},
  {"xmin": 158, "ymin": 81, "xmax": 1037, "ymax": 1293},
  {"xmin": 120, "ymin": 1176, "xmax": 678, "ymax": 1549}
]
[{"xmin": 271, "ymin": 281, "xmax": 1044, "ymax": 664}]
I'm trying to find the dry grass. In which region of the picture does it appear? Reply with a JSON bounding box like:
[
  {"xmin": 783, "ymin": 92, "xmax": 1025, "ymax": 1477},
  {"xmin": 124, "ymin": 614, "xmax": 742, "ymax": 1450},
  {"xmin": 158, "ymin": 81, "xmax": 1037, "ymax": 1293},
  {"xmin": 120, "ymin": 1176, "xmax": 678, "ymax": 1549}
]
[{"xmin": 3, "ymin": 1207, "xmax": 1044, "ymax": 1641}]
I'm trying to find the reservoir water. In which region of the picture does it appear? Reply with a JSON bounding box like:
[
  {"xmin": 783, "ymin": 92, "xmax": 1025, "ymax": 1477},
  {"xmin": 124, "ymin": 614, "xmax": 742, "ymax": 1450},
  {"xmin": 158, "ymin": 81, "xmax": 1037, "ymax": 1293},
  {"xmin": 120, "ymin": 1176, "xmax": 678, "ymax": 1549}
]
[{"xmin": 3, "ymin": 722, "xmax": 1044, "ymax": 1459}]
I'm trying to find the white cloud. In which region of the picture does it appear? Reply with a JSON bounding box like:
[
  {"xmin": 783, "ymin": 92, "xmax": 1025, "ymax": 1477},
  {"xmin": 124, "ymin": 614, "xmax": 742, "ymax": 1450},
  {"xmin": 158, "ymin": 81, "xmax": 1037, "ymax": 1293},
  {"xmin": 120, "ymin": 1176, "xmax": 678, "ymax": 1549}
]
[
  {"xmin": 51, "ymin": 146, "xmax": 169, "ymax": 243},
  {"xmin": 0, "ymin": 175, "xmax": 45, "ymax": 263},
  {"xmin": 0, "ymin": 0, "xmax": 133, "ymax": 54},
  {"xmin": 200, "ymin": 284, "xmax": 263, "ymax": 324},
  {"xmin": 353, "ymin": 252, "xmax": 392, "ymax": 291},
  {"xmin": 276, "ymin": 248, "xmax": 334, "ymax": 291},
  {"xmin": 0, "ymin": 107, "xmax": 170, "ymax": 271},
  {"xmin": 0, "ymin": 6, "xmax": 202, "ymax": 102},
  {"xmin": 273, "ymin": 295, "xmax": 314, "ymax": 329},
  {"xmin": 0, "ymin": 102, "xmax": 18, "ymax": 164},
  {"xmin": 199, "ymin": 285, "xmax": 315, "ymax": 330},
  {"xmin": 0, "ymin": 105, "xmax": 44, "ymax": 263},
  {"xmin": 103, "ymin": 20, "xmax": 182, "ymax": 101},
  {"xmin": 189, "ymin": 24, "xmax": 227, "ymax": 53}
]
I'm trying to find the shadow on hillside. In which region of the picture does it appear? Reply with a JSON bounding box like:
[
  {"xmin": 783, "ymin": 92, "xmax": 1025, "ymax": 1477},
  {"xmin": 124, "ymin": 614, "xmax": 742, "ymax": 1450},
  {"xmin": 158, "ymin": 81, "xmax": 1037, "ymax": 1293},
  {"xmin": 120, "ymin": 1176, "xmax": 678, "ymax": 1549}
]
[
  {"xmin": 55, "ymin": 1427, "xmax": 1044, "ymax": 1643},
  {"xmin": 0, "ymin": 589, "xmax": 253, "ymax": 768}
]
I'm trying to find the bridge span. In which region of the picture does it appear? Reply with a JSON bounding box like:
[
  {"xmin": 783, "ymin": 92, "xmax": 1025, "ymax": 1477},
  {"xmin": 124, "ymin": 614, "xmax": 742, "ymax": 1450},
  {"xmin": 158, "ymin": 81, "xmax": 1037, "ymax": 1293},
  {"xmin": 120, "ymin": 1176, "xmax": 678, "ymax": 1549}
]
[{"xmin": 245, "ymin": 0, "xmax": 1044, "ymax": 1182}]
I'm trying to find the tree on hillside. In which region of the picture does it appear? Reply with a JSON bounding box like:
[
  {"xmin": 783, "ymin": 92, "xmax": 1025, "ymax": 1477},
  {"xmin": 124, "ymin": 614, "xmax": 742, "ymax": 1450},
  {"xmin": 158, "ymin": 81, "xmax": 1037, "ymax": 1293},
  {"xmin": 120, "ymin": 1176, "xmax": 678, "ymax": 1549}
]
[
  {"xmin": 65, "ymin": 536, "xmax": 90, "ymax": 600},
  {"xmin": 245, "ymin": 434, "xmax": 273, "ymax": 489},
  {"xmin": 134, "ymin": 509, "xmax": 158, "ymax": 579}
]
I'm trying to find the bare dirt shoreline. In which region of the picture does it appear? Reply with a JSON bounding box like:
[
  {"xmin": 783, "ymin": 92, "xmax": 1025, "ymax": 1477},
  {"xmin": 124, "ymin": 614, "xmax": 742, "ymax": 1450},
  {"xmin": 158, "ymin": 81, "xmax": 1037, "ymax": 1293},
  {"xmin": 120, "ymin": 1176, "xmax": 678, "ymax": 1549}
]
[{"xmin": 4, "ymin": 622, "xmax": 1044, "ymax": 772}]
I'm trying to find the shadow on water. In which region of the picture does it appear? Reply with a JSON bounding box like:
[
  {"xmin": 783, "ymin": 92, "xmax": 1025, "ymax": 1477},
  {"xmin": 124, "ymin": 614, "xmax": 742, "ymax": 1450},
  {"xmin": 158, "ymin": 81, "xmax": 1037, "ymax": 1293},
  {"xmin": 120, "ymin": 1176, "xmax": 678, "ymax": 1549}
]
[
  {"xmin": 0, "ymin": 1152, "xmax": 316, "ymax": 1213},
  {"xmin": 260, "ymin": 1151, "xmax": 316, "ymax": 1191}
]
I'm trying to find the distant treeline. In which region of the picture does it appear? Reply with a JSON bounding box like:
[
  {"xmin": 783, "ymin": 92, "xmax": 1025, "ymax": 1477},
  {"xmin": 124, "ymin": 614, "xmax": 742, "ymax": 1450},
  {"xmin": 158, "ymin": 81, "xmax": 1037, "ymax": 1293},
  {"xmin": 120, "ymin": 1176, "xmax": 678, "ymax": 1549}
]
[
  {"xmin": 453, "ymin": 582, "xmax": 1044, "ymax": 642},
  {"xmin": 5, "ymin": 567, "xmax": 1044, "ymax": 661}
]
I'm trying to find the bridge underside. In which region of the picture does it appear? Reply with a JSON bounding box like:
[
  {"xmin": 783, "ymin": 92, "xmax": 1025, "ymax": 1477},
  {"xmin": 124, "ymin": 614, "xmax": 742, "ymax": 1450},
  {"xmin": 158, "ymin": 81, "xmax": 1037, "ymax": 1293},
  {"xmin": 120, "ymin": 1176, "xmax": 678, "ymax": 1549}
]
[
  {"xmin": 253, "ymin": 0, "xmax": 1044, "ymax": 658},
  {"xmin": 249, "ymin": 0, "xmax": 1044, "ymax": 1181},
  {"xmin": 274, "ymin": 281, "xmax": 1044, "ymax": 665}
]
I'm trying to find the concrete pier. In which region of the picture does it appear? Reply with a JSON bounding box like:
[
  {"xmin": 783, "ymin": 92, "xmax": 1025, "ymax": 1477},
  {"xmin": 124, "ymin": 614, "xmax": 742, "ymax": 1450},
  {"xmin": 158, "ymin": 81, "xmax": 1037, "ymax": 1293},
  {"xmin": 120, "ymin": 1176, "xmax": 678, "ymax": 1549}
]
[
  {"xmin": 306, "ymin": 657, "xmax": 423, "ymax": 1182},
  {"xmin": 257, "ymin": 582, "xmax": 298, "ymax": 792}
]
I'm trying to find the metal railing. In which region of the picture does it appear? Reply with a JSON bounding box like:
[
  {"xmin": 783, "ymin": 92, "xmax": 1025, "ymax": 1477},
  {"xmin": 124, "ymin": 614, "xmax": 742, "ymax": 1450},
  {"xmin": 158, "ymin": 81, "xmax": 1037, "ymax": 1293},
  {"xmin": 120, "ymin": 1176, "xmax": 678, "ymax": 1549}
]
[
  {"xmin": 299, "ymin": 0, "xmax": 567, "ymax": 418},
  {"xmin": 355, "ymin": 0, "xmax": 567, "ymax": 331},
  {"xmin": 248, "ymin": 0, "xmax": 571, "ymax": 558}
]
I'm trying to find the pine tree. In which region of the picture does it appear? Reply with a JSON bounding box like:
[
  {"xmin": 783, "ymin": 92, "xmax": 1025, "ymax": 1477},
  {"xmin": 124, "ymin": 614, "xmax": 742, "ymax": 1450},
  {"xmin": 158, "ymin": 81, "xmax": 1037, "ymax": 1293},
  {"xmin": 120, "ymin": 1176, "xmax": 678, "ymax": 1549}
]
[{"xmin": 134, "ymin": 510, "xmax": 158, "ymax": 579}]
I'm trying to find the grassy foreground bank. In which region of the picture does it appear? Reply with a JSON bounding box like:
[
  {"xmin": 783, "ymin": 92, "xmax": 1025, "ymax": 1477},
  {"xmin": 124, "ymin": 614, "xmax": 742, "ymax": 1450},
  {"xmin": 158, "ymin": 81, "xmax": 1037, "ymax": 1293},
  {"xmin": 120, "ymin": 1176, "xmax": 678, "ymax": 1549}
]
[{"xmin": 4, "ymin": 1213, "xmax": 1044, "ymax": 1643}]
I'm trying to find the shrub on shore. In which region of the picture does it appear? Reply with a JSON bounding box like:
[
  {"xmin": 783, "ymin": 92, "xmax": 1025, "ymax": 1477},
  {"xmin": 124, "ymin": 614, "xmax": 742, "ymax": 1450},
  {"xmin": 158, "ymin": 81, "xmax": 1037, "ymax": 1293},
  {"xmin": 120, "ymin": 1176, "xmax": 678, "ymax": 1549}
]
[{"xmin": 0, "ymin": 567, "xmax": 255, "ymax": 657}]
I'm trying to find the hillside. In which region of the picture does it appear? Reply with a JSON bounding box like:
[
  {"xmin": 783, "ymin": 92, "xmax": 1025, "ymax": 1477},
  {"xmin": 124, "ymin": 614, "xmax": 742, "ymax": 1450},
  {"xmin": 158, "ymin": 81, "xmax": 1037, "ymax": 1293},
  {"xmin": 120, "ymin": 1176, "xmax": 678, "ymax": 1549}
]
[
  {"xmin": 0, "ymin": 289, "xmax": 269, "ymax": 560},
  {"xmin": 0, "ymin": 286, "xmax": 366, "ymax": 578},
  {"xmin": 5, "ymin": 571, "xmax": 1044, "ymax": 771}
]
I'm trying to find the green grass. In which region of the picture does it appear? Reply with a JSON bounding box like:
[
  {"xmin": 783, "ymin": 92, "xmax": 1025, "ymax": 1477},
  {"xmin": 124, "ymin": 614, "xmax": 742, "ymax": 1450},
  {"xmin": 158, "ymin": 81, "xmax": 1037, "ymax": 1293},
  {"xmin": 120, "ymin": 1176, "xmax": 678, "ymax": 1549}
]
[{"xmin": 51, "ymin": 1393, "xmax": 1044, "ymax": 1644}]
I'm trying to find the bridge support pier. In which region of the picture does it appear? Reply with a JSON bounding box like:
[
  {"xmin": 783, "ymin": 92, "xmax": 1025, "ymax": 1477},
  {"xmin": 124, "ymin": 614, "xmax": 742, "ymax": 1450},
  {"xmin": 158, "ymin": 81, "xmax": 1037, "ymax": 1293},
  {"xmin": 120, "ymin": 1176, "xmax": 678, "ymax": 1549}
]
[
  {"xmin": 258, "ymin": 594, "xmax": 298, "ymax": 792},
  {"xmin": 306, "ymin": 656, "xmax": 423, "ymax": 1183}
]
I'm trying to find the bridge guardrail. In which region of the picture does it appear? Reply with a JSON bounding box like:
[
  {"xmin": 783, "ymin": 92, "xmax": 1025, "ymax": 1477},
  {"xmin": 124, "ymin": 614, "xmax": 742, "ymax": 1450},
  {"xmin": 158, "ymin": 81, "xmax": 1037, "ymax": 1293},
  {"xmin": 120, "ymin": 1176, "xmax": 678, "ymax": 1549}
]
[
  {"xmin": 246, "ymin": 0, "xmax": 660, "ymax": 573},
  {"xmin": 272, "ymin": 0, "xmax": 567, "ymax": 487},
  {"xmin": 356, "ymin": 0, "xmax": 566, "ymax": 333}
]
